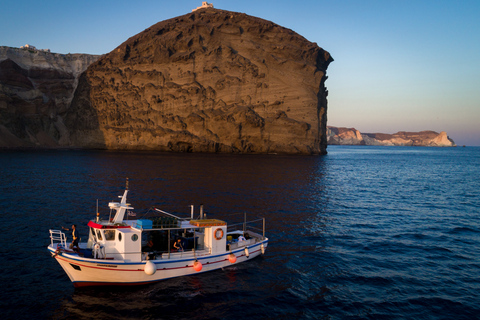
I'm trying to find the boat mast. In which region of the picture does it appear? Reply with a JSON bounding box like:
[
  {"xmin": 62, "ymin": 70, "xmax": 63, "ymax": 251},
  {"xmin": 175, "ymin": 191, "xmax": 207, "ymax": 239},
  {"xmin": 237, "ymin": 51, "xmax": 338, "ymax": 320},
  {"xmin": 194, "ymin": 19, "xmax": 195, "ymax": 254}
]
[{"xmin": 109, "ymin": 178, "xmax": 134, "ymax": 224}]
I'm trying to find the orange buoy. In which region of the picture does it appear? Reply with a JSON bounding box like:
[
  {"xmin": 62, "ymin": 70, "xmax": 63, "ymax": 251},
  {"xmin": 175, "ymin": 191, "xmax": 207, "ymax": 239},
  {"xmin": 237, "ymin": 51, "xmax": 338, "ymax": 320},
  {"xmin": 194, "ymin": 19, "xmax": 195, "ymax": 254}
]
[
  {"xmin": 229, "ymin": 253, "xmax": 237, "ymax": 263},
  {"xmin": 193, "ymin": 260, "xmax": 203, "ymax": 272}
]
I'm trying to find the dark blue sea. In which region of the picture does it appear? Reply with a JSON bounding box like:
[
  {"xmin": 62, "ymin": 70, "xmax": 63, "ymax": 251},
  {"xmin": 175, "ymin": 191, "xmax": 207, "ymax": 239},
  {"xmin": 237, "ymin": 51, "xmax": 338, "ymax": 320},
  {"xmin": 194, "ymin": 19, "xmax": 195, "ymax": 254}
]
[{"xmin": 1, "ymin": 146, "xmax": 479, "ymax": 319}]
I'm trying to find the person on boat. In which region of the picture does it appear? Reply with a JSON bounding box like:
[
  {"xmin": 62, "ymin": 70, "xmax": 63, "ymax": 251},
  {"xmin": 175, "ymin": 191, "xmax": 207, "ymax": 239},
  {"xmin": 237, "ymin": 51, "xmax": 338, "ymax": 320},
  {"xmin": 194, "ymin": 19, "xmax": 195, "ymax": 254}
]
[
  {"xmin": 62, "ymin": 224, "xmax": 79, "ymax": 251},
  {"xmin": 173, "ymin": 238, "xmax": 184, "ymax": 252}
]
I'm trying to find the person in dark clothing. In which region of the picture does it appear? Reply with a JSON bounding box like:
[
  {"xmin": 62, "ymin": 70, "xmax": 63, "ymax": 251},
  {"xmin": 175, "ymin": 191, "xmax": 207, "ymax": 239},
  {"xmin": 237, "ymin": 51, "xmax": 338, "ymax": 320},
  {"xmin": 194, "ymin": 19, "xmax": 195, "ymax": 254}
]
[
  {"xmin": 173, "ymin": 238, "xmax": 184, "ymax": 252},
  {"xmin": 62, "ymin": 224, "xmax": 79, "ymax": 250}
]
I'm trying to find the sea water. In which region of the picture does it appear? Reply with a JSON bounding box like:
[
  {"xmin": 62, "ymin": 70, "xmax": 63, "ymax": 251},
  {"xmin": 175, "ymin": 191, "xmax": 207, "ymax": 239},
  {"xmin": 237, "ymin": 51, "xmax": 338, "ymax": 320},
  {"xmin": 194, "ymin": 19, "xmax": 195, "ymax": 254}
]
[{"xmin": 0, "ymin": 146, "xmax": 479, "ymax": 319}]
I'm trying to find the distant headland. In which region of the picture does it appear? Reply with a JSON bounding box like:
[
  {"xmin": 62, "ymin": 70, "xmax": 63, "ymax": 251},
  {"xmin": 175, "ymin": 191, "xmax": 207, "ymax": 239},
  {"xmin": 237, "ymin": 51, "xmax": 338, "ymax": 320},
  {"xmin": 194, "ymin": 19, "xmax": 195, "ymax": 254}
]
[{"xmin": 327, "ymin": 126, "xmax": 456, "ymax": 147}]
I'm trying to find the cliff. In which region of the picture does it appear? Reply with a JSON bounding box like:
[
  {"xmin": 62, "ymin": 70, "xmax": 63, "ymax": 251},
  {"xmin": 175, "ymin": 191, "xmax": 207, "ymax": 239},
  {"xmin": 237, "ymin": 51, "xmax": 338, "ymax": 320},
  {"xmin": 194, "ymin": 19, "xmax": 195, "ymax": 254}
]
[
  {"xmin": 0, "ymin": 46, "xmax": 101, "ymax": 147},
  {"xmin": 327, "ymin": 126, "xmax": 456, "ymax": 147},
  {"xmin": 66, "ymin": 8, "xmax": 333, "ymax": 154}
]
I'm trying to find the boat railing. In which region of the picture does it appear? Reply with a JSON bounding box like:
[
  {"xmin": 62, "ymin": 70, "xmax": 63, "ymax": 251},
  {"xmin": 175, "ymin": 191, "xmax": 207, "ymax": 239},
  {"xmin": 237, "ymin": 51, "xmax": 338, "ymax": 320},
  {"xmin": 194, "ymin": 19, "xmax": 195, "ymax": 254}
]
[
  {"xmin": 49, "ymin": 229, "xmax": 67, "ymax": 248},
  {"xmin": 160, "ymin": 247, "xmax": 211, "ymax": 260},
  {"xmin": 227, "ymin": 218, "xmax": 266, "ymax": 240}
]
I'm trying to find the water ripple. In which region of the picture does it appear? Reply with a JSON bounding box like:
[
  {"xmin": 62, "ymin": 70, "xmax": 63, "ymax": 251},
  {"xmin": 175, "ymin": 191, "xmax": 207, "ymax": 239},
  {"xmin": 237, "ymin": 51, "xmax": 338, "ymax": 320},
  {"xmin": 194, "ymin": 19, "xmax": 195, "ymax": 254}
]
[{"xmin": 1, "ymin": 147, "xmax": 480, "ymax": 319}]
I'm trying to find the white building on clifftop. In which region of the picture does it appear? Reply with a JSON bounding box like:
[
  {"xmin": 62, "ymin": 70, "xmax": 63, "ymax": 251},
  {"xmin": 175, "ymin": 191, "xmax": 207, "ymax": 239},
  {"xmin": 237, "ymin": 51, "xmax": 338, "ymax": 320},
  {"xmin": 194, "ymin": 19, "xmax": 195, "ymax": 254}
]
[
  {"xmin": 193, "ymin": 2, "xmax": 214, "ymax": 12},
  {"xmin": 20, "ymin": 44, "xmax": 50, "ymax": 53},
  {"xmin": 20, "ymin": 44, "xmax": 36, "ymax": 51}
]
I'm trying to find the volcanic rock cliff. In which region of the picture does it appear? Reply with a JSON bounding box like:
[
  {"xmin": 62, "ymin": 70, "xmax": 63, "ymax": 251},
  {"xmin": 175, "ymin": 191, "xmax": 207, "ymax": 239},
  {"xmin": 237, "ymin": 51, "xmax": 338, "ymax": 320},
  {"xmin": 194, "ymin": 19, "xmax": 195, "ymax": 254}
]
[
  {"xmin": 0, "ymin": 46, "xmax": 100, "ymax": 147},
  {"xmin": 66, "ymin": 8, "xmax": 333, "ymax": 154},
  {"xmin": 327, "ymin": 126, "xmax": 456, "ymax": 147}
]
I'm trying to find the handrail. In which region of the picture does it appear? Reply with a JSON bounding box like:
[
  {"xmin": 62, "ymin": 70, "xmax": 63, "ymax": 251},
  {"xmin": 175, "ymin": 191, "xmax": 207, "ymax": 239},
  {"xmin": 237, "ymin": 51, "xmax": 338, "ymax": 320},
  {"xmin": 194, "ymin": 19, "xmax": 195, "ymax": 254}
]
[
  {"xmin": 49, "ymin": 229, "xmax": 67, "ymax": 248},
  {"xmin": 227, "ymin": 217, "xmax": 266, "ymax": 240},
  {"xmin": 227, "ymin": 218, "xmax": 265, "ymax": 228}
]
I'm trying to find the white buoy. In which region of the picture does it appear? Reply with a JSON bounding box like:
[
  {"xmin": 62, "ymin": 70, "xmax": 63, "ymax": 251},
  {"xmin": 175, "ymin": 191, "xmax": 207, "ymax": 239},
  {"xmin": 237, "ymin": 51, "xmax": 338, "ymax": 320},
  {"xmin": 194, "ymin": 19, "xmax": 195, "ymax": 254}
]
[
  {"xmin": 245, "ymin": 247, "xmax": 249, "ymax": 258},
  {"xmin": 261, "ymin": 243, "xmax": 265, "ymax": 254},
  {"xmin": 144, "ymin": 261, "xmax": 156, "ymax": 275}
]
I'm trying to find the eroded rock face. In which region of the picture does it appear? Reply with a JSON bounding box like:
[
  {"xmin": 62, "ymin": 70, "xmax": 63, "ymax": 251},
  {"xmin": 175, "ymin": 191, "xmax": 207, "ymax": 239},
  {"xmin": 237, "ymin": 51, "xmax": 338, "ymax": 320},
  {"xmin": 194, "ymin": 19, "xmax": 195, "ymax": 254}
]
[
  {"xmin": 327, "ymin": 126, "xmax": 456, "ymax": 147},
  {"xmin": 67, "ymin": 8, "xmax": 333, "ymax": 154},
  {"xmin": 327, "ymin": 127, "xmax": 364, "ymax": 145},
  {"xmin": 0, "ymin": 46, "xmax": 100, "ymax": 147}
]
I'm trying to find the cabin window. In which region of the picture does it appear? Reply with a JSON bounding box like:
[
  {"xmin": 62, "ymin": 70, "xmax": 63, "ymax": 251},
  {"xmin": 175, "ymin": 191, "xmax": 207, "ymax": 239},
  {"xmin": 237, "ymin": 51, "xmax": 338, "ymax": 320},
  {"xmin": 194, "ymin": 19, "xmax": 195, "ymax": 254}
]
[
  {"xmin": 131, "ymin": 234, "xmax": 138, "ymax": 241},
  {"xmin": 104, "ymin": 230, "xmax": 115, "ymax": 241},
  {"xmin": 118, "ymin": 233, "xmax": 122, "ymax": 242},
  {"xmin": 96, "ymin": 230, "xmax": 103, "ymax": 240},
  {"xmin": 90, "ymin": 227, "xmax": 97, "ymax": 241}
]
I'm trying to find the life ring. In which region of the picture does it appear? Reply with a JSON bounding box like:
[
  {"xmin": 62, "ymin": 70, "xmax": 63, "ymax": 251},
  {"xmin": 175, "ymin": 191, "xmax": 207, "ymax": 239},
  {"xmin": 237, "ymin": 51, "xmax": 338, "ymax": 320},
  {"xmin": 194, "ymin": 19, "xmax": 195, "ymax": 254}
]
[{"xmin": 214, "ymin": 228, "xmax": 224, "ymax": 240}]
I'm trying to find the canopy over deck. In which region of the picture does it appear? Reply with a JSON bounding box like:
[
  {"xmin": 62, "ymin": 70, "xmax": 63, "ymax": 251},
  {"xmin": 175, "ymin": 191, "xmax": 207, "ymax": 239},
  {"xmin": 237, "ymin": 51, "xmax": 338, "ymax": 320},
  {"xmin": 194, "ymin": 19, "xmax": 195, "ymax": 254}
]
[{"xmin": 189, "ymin": 219, "xmax": 226, "ymax": 227}]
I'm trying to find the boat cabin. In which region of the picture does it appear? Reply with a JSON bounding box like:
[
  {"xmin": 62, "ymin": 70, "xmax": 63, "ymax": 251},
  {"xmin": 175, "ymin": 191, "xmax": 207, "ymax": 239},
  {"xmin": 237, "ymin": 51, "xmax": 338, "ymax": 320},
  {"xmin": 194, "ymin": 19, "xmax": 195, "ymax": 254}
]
[{"xmin": 84, "ymin": 217, "xmax": 230, "ymax": 263}]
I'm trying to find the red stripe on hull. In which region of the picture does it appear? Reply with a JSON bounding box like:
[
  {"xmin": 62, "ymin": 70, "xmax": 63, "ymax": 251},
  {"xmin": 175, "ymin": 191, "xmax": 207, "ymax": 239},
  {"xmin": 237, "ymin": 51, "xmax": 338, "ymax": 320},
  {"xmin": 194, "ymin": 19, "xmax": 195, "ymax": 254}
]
[{"xmin": 73, "ymin": 280, "xmax": 158, "ymax": 288}]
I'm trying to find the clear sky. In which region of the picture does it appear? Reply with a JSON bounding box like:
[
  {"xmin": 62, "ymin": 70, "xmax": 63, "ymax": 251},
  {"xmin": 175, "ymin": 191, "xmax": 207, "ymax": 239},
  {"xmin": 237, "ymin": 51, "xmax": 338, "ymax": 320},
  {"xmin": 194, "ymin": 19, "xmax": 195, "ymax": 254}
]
[{"xmin": 2, "ymin": 0, "xmax": 479, "ymax": 145}]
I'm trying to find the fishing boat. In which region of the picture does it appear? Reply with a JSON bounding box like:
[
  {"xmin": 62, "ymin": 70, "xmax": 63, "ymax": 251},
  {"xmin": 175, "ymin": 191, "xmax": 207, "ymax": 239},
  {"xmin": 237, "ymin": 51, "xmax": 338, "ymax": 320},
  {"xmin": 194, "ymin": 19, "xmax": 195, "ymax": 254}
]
[{"xmin": 47, "ymin": 182, "xmax": 268, "ymax": 287}]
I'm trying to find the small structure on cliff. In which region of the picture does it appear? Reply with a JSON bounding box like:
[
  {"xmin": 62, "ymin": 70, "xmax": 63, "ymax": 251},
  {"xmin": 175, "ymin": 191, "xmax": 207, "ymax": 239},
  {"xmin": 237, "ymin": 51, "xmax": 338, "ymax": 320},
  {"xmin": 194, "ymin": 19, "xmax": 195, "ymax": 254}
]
[
  {"xmin": 20, "ymin": 44, "xmax": 36, "ymax": 51},
  {"xmin": 193, "ymin": 2, "xmax": 214, "ymax": 12},
  {"xmin": 20, "ymin": 44, "xmax": 50, "ymax": 53}
]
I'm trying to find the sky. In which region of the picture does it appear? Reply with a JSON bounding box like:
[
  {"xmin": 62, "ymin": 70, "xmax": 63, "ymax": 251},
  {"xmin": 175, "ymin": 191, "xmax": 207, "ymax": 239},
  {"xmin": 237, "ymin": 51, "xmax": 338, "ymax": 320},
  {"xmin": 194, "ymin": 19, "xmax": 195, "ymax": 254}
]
[{"xmin": 2, "ymin": 0, "xmax": 479, "ymax": 145}]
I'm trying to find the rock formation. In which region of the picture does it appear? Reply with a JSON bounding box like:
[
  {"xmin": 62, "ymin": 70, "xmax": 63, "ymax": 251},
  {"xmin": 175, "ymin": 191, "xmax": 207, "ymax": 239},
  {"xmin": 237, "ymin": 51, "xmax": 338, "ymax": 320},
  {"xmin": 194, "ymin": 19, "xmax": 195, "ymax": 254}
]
[
  {"xmin": 0, "ymin": 46, "xmax": 100, "ymax": 147},
  {"xmin": 327, "ymin": 126, "xmax": 456, "ymax": 147},
  {"xmin": 327, "ymin": 127, "xmax": 364, "ymax": 145},
  {"xmin": 66, "ymin": 7, "xmax": 333, "ymax": 154}
]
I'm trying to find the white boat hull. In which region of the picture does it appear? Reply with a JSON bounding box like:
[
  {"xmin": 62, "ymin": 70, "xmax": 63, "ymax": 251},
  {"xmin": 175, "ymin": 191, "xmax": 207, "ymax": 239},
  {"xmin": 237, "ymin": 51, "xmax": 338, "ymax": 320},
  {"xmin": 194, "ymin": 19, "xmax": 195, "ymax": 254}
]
[{"xmin": 48, "ymin": 240, "xmax": 268, "ymax": 287}]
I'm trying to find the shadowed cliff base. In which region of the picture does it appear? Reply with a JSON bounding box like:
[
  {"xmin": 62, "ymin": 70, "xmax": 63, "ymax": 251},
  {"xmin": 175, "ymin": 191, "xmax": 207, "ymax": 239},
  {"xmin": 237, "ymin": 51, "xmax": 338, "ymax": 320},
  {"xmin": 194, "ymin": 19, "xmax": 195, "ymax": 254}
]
[{"xmin": 68, "ymin": 7, "xmax": 333, "ymax": 154}]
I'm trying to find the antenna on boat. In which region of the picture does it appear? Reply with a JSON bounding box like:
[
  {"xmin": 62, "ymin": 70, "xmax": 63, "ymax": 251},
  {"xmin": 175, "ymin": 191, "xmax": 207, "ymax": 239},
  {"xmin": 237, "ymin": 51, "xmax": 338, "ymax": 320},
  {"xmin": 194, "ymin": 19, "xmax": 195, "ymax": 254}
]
[
  {"xmin": 96, "ymin": 199, "xmax": 99, "ymax": 222},
  {"xmin": 126, "ymin": 177, "xmax": 129, "ymax": 190}
]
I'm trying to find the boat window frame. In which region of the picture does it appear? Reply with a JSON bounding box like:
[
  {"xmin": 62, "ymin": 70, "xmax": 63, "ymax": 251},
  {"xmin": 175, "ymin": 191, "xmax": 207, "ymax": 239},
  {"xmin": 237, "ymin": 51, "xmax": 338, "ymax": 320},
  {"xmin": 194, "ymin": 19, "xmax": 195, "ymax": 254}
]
[
  {"xmin": 90, "ymin": 227, "xmax": 97, "ymax": 242},
  {"xmin": 104, "ymin": 229, "xmax": 116, "ymax": 241}
]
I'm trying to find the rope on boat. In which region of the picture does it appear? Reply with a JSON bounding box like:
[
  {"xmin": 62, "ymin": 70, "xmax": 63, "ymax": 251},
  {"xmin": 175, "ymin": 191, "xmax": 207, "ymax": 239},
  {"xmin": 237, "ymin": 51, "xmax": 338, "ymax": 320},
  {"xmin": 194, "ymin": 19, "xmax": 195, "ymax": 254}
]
[{"xmin": 52, "ymin": 246, "xmax": 65, "ymax": 258}]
